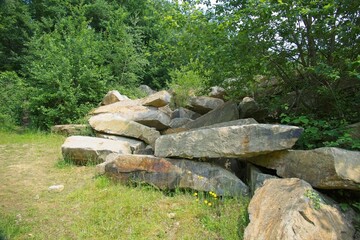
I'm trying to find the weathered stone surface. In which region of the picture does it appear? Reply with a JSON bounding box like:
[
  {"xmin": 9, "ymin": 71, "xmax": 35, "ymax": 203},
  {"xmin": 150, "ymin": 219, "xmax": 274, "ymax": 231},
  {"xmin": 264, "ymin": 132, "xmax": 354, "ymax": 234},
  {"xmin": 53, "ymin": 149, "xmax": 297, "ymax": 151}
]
[
  {"xmin": 89, "ymin": 114, "xmax": 160, "ymax": 147},
  {"xmin": 133, "ymin": 145, "xmax": 154, "ymax": 155},
  {"xmin": 246, "ymin": 164, "xmax": 277, "ymax": 196},
  {"xmin": 248, "ymin": 147, "xmax": 360, "ymax": 190},
  {"xmin": 239, "ymin": 97, "xmax": 268, "ymax": 121},
  {"xmin": 91, "ymin": 100, "xmax": 142, "ymax": 114},
  {"xmin": 61, "ymin": 136, "xmax": 132, "ymax": 165},
  {"xmin": 171, "ymin": 107, "xmax": 201, "ymax": 120},
  {"xmin": 51, "ymin": 124, "xmax": 91, "ymax": 136},
  {"xmin": 101, "ymin": 90, "xmax": 129, "ymax": 105},
  {"xmin": 95, "ymin": 133, "xmax": 146, "ymax": 153},
  {"xmin": 244, "ymin": 178, "xmax": 355, "ymax": 240},
  {"xmin": 155, "ymin": 124, "xmax": 303, "ymax": 159},
  {"xmin": 139, "ymin": 84, "xmax": 156, "ymax": 96},
  {"xmin": 141, "ymin": 90, "xmax": 171, "ymax": 107},
  {"xmin": 187, "ymin": 96, "xmax": 224, "ymax": 114},
  {"xmin": 209, "ymin": 86, "xmax": 225, "ymax": 99},
  {"xmin": 91, "ymin": 105, "xmax": 170, "ymax": 130},
  {"xmin": 183, "ymin": 101, "xmax": 240, "ymax": 129},
  {"xmin": 169, "ymin": 118, "xmax": 193, "ymax": 128},
  {"xmin": 196, "ymin": 118, "xmax": 258, "ymax": 131},
  {"xmin": 97, "ymin": 154, "xmax": 249, "ymax": 197}
]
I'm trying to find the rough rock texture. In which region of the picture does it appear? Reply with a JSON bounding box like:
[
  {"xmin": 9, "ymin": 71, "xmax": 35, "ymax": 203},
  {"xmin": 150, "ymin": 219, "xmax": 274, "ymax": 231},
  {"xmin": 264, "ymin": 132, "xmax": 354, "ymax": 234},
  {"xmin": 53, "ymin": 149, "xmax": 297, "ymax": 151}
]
[
  {"xmin": 171, "ymin": 107, "xmax": 201, "ymax": 120},
  {"xmin": 244, "ymin": 178, "xmax": 355, "ymax": 240},
  {"xmin": 95, "ymin": 133, "xmax": 146, "ymax": 153},
  {"xmin": 196, "ymin": 118, "xmax": 258, "ymax": 131},
  {"xmin": 155, "ymin": 124, "xmax": 303, "ymax": 159},
  {"xmin": 183, "ymin": 101, "xmax": 240, "ymax": 130},
  {"xmin": 91, "ymin": 99, "xmax": 142, "ymax": 114},
  {"xmin": 239, "ymin": 97, "xmax": 268, "ymax": 121},
  {"xmin": 89, "ymin": 114, "xmax": 160, "ymax": 147},
  {"xmin": 141, "ymin": 90, "xmax": 171, "ymax": 107},
  {"xmin": 139, "ymin": 84, "xmax": 156, "ymax": 96},
  {"xmin": 97, "ymin": 154, "xmax": 249, "ymax": 197},
  {"xmin": 246, "ymin": 164, "xmax": 277, "ymax": 196},
  {"xmin": 248, "ymin": 147, "xmax": 360, "ymax": 190},
  {"xmin": 90, "ymin": 105, "xmax": 171, "ymax": 130},
  {"xmin": 209, "ymin": 86, "xmax": 225, "ymax": 99},
  {"xmin": 51, "ymin": 124, "xmax": 91, "ymax": 136},
  {"xmin": 169, "ymin": 118, "xmax": 193, "ymax": 128},
  {"xmin": 61, "ymin": 136, "xmax": 132, "ymax": 165},
  {"xmin": 187, "ymin": 96, "xmax": 224, "ymax": 114},
  {"xmin": 101, "ymin": 90, "xmax": 129, "ymax": 105}
]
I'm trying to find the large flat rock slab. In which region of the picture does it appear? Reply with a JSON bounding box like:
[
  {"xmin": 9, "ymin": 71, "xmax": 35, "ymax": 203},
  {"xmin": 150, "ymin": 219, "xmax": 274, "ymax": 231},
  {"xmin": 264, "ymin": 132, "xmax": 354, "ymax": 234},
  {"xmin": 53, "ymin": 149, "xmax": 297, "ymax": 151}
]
[
  {"xmin": 244, "ymin": 178, "xmax": 355, "ymax": 240},
  {"xmin": 91, "ymin": 105, "xmax": 170, "ymax": 130},
  {"xmin": 97, "ymin": 154, "xmax": 249, "ymax": 197},
  {"xmin": 187, "ymin": 96, "xmax": 224, "ymax": 114},
  {"xmin": 248, "ymin": 147, "xmax": 360, "ymax": 190},
  {"xmin": 155, "ymin": 124, "xmax": 303, "ymax": 159},
  {"xmin": 141, "ymin": 90, "xmax": 171, "ymax": 107},
  {"xmin": 89, "ymin": 114, "xmax": 160, "ymax": 147},
  {"xmin": 183, "ymin": 101, "xmax": 240, "ymax": 130},
  {"xmin": 61, "ymin": 136, "xmax": 132, "ymax": 165}
]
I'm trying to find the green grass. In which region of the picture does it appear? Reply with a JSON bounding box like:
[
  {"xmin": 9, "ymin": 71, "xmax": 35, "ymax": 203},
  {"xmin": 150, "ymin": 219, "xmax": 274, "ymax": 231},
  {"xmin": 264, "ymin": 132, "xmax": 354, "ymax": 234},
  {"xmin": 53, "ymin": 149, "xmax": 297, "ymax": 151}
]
[{"xmin": 0, "ymin": 130, "xmax": 249, "ymax": 239}]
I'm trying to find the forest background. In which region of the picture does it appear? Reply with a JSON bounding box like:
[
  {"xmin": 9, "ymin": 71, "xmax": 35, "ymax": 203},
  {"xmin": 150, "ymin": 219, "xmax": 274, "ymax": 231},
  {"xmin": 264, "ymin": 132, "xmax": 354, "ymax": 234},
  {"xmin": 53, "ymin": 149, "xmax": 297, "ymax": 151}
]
[{"xmin": 0, "ymin": 0, "xmax": 359, "ymax": 150}]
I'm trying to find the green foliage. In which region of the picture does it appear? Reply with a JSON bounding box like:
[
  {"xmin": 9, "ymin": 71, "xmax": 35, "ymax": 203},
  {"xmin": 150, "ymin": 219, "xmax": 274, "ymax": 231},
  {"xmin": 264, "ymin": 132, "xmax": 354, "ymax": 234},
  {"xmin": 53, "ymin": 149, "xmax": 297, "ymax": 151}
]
[
  {"xmin": 168, "ymin": 63, "xmax": 209, "ymax": 108},
  {"xmin": 280, "ymin": 112, "xmax": 360, "ymax": 150},
  {"xmin": 23, "ymin": 2, "xmax": 147, "ymax": 130},
  {"xmin": 0, "ymin": 71, "xmax": 27, "ymax": 130},
  {"xmin": 304, "ymin": 189, "xmax": 322, "ymax": 210},
  {"xmin": 0, "ymin": 0, "xmax": 33, "ymax": 72}
]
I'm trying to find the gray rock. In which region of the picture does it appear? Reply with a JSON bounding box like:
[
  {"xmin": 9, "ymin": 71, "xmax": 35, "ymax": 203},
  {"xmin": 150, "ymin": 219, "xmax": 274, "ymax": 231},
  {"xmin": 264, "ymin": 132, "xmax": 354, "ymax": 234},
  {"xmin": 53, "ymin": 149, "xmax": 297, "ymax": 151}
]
[
  {"xmin": 209, "ymin": 86, "xmax": 226, "ymax": 99},
  {"xmin": 141, "ymin": 90, "xmax": 172, "ymax": 107},
  {"xmin": 89, "ymin": 114, "xmax": 160, "ymax": 147},
  {"xmin": 133, "ymin": 145, "xmax": 154, "ymax": 155},
  {"xmin": 244, "ymin": 178, "xmax": 355, "ymax": 240},
  {"xmin": 155, "ymin": 124, "xmax": 303, "ymax": 159},
  {"xmin": 246, "ymin": 164, "xmax": 277, "ymax": 196},
  {"xmin": 98, "ymin": 154, "xmax": 249, "ymax": 197},
  {"xmin": 101, "ymin": 90, "xmax": 129, "ymax": 105},
  {"xmin": 183, "ymin": 101, "xmax": 240, "ymax": 130},
  {"xmin": 169, "ymin": 118, "xmax": 193, "ymax": 128},
  {"xmin": 61, "ymin": 136, "xmax": 132, "ymax": 165},
  {"xmin": 239, "ymin": 97, "xmax": 268, "ymax": 121},
  {"xmin": 196, "ymin": 118, "xmax": 258, "ymax": 131},
  {"xmin": 51, "ymin": 124, "xmax": 91, "ymax": 136},
  {"xmin": 248, "ymin": 147, "xmax": 360, "ymax": 190},
  {"xmin": 95, "ymin": 133, "xmax": 146, "ymax": 153},
  {"xmin": 139, "ymin": 85, "xmax": 156, "ymax": 96},
  {"xmin": 171, "ymin": 107, "xmax": 201, "ymax": 120},
  {"xmin": 187, "ymin": 96, "xmax": 224, "ymax": 114}
]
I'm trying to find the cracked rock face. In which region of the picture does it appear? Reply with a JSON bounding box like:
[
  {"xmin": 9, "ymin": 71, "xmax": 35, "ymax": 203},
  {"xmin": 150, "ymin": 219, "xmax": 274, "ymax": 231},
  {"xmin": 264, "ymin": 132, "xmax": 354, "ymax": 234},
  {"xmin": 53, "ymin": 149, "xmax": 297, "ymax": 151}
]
[{"xmin": 244, "ymin": 178, "xmax": 355, "ymax": 240}]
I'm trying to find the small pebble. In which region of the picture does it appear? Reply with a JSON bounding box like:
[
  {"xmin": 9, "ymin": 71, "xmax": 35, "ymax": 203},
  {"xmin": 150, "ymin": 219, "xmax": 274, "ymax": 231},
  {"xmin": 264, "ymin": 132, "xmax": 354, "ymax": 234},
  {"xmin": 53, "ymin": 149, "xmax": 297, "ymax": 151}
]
[{"xmin": 48, "ymin": 185, "xmax": 64, "ymax": 193}]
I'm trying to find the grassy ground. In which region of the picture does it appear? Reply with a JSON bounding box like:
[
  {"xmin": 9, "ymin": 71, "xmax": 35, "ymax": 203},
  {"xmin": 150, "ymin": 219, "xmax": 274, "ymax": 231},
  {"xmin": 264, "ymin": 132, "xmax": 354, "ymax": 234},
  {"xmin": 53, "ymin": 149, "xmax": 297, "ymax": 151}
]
[{"xmin": 0, "ymin": 131, "xmax": 249, "ymax": 239}]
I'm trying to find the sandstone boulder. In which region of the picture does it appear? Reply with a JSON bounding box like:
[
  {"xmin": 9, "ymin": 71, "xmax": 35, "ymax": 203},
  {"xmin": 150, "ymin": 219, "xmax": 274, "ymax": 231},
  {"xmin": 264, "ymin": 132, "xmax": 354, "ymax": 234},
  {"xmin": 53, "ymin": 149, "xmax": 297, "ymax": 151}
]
[
  {"xmin": 95, "ymin": 133, "xmax": 146, "ymax": 153},
  {"xmin": 89, "ymin": 114, "xmax": 160, "ymax": 147},
  {"xmin": 183, "ymin": 101, "xmax": 240, "ymax": 130},
  {"xmin": 61, "ymin": 136, "xmax": 132, "ymax": 165},
  {"xmin": 187, "ymin": 96, "xmax": 224, "ymax": 114},
  {"xmin": 97, "ymin": 154, "xmax": 249, "ymax": 197},
  {"xmin": 51, "ymin": 124, "xmax": 91, "ymax": 136},
  {"xmin": 90, "ymin": 105, "xmax": 170, "ymax": 130},
  {"xmin": 248, "ymin": 147, "xmax": 360, "ymax": 190},
  {"xmin": 244, "ymin": 178, "xmax": 355, "ymax": 240},
  {"xmin": 196, "ymin": 118, "xmax": 258, "ymax": 131},
  {"xmin": 141, "ymin": 90, "xmax": 171, "ymax": 107},
  {"xmin": 155, "ymin": 124, "xmax": 303, "ymax": 159},
  {"xmin": 101, "ymin": 90, "xmax": 129, "ymax": 105}
]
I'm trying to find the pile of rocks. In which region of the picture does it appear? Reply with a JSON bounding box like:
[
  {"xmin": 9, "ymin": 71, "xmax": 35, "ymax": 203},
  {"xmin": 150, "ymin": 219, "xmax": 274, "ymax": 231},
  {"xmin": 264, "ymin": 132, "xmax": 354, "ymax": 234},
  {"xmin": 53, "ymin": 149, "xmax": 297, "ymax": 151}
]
[{"xmin": 60, "ymin": 87, "xmax": 360, "ymax": 239}]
